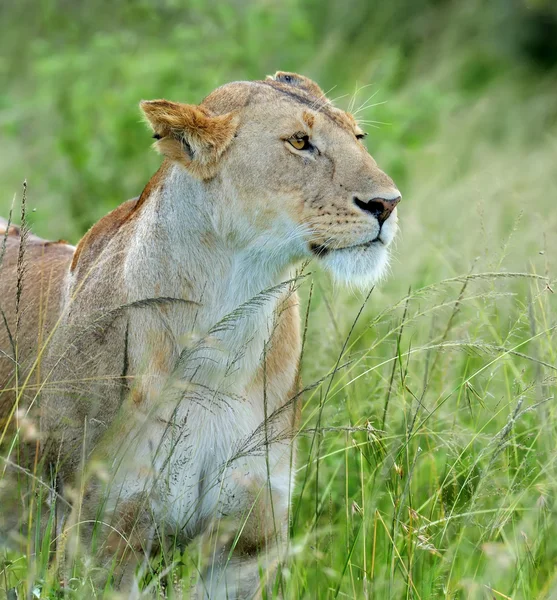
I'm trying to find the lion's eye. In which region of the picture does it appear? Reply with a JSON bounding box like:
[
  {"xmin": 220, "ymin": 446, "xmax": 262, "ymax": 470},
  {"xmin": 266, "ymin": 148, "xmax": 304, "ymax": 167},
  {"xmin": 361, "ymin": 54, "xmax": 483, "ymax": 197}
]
[{"xmin": 288, "ymin": 135, "xmax": 312, "ymax": 151}]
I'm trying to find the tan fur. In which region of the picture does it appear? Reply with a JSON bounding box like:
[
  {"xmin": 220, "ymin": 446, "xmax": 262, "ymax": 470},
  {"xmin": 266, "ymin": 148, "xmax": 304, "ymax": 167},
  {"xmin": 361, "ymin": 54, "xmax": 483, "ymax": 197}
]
[
  {"xmin": 302, "ymin": 110, "xmax": 316, "ymax": 129},
  {"xmin": 0, "ymin": 224, "xmax": 74, "ymax": 431},
  {"xmin": 0, "ymin": 72, "xmax": 400, "ymax": 597}
]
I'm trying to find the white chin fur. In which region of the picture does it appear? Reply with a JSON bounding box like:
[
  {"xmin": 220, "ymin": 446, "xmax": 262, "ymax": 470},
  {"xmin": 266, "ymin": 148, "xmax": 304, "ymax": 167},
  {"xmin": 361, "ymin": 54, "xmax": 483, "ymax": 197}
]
[{"xmin": 319, "ymin": 243, "xmax": 390, "ymax": 290}]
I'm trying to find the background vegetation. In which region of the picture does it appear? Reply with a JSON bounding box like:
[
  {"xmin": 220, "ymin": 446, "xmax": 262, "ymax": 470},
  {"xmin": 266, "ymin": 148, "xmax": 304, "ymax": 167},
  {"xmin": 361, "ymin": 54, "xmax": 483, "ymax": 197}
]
[{"xmin": 1, "ymin": 0, "xmax": 557, "ymax": 597}]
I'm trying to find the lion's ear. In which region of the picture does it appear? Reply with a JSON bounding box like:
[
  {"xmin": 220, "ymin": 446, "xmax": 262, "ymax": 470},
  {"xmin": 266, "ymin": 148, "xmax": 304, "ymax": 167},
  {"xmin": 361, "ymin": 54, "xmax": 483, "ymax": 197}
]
[{"xmin": 140, "ymin": 99, "xmax": 238, "ymax": 178}]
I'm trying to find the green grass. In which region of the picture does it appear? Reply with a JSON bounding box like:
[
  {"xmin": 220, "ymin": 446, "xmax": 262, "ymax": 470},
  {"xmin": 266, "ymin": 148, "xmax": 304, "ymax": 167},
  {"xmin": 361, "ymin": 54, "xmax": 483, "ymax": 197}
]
[{"xmin": 1, "ymin": 0, "xmax": 557, "ymax": 598}]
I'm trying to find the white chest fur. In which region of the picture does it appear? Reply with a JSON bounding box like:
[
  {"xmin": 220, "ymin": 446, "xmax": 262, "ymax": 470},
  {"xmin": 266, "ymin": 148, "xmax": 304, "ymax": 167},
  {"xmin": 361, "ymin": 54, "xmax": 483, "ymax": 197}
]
[{"xmin": 105, "ymin": 166, "xmax": 299, "ymax": 536}]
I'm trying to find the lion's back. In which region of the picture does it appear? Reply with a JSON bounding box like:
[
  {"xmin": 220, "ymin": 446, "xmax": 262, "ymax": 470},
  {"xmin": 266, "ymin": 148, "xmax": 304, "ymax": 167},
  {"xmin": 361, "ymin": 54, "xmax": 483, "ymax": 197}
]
[{"xmin": 0, "ymin": 219, "xmax": 74, "ymax": 429}]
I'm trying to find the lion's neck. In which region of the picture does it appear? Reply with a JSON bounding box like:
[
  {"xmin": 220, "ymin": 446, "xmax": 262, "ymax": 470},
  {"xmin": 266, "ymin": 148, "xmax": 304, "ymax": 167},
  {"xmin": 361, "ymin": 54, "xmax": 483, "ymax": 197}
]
[
  {"xmin": 126, "ymin": 163, "xmax": 294, "ymax": 317},
  {"xmin": 122, "ymin": 163, "xmax": 296, "ymax": 391}
]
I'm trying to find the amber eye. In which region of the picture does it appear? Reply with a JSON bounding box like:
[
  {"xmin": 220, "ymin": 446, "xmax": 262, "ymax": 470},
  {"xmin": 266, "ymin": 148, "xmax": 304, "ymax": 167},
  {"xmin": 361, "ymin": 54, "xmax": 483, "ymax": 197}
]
[{"xmin": 288, "ymin": 135, "xmax": 312, "ymax": 151}]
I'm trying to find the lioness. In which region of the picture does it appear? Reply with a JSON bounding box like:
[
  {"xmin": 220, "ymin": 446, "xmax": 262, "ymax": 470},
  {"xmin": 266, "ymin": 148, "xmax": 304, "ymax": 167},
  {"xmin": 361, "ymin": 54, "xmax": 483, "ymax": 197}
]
[{"xmin": 0, "ymin": 72, "xmax": 400, "ymax": 597}]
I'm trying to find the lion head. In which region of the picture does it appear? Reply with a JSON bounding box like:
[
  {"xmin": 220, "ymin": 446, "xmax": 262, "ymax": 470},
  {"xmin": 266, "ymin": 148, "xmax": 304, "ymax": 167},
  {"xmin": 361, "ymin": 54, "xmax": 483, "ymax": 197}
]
[{"xmin": 140, "ymin": 72, "xmax": 400, "ymax": 287}]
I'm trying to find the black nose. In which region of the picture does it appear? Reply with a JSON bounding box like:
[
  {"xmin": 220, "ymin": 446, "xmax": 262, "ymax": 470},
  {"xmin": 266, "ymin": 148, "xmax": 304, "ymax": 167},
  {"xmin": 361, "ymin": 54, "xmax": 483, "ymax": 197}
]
[{"xmin": 354, "ymin": 195, "xmax": 401, "ymax": 225}]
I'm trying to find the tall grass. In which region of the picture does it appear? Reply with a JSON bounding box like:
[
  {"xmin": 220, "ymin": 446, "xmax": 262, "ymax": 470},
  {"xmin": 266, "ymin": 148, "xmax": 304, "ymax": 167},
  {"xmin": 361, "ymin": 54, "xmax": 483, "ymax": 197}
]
[{"xmin": 1, "ymin": 0, "xmax": 556, "ymax": 598}]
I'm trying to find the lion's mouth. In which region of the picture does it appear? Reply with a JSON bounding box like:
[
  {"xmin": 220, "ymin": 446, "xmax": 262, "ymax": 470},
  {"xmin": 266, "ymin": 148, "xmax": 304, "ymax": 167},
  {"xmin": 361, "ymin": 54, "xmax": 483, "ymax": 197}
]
[{"xmin": 310, "ymin": 236, "xmax": 384, "ymax": 257}]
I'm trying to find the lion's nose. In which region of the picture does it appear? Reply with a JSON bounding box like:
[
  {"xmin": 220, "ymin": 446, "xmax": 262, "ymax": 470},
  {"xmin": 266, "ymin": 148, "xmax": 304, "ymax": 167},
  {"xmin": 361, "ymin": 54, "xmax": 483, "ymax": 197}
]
[{"xmin": 354, "ymin": 193, "xmax": 401, "ymax": 225}]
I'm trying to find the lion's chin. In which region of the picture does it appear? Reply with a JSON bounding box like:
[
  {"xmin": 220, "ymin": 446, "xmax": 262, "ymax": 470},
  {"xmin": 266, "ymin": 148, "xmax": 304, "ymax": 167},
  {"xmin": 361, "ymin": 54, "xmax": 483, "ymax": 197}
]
[{"xmin": 319, "ymin": 242, "xmax": 390, "ymax": 289}]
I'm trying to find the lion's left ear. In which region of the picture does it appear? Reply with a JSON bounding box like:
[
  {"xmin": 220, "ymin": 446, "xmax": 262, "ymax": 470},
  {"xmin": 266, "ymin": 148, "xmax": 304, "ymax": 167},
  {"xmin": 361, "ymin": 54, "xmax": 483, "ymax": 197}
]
[{"xmin": 140, "ymin": 99, "xmax": 239, "ymax": 179}]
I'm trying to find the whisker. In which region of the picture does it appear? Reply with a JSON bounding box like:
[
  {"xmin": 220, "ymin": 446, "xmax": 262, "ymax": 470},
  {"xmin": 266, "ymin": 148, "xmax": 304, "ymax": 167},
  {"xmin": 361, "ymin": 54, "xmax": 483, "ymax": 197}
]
[
  {"xmin": 348, "ymin": 82, "xmax": 376, "ymax": 113},
  {"xmin": 308, "ymin": 84, "xmax": 337, "ymax": 113},
  {"xmin": 327, "ymin": 93, "xmax": 349, "ymax": 106},
  {"xmin": 353, "ymin": 99, "xmax": 388, "ymax": 115}
]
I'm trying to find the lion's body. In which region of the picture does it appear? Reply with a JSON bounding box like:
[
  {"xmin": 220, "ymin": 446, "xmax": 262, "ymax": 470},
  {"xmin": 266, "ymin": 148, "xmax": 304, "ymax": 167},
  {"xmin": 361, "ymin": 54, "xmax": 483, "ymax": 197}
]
[
  {"xmin": 0, "ymin": 73, "xmax": 400, "ymax": 597},
  {"xmin": 0, "ymin": 220, "xmax": 74, "ymax": 429}
]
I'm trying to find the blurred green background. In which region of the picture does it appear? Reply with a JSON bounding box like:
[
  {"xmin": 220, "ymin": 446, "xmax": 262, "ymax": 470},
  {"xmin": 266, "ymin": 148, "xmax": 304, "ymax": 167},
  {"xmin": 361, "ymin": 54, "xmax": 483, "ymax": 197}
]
[{"xmin": 2, "ymin": 0, "xmax": 557, "ymax": 598}]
